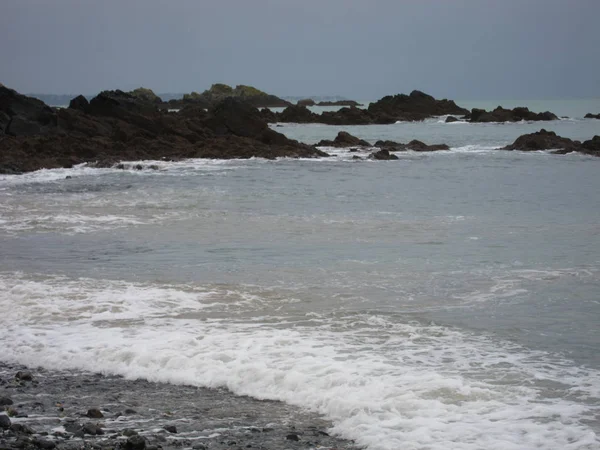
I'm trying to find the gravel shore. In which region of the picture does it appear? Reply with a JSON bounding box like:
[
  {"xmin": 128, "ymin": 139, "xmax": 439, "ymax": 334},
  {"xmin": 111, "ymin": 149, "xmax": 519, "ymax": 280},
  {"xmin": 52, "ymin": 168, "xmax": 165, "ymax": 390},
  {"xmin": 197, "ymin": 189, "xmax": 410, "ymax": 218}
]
[{"xmin": 0, "ymin": 362, "xmax": 359, "ymax": 450}]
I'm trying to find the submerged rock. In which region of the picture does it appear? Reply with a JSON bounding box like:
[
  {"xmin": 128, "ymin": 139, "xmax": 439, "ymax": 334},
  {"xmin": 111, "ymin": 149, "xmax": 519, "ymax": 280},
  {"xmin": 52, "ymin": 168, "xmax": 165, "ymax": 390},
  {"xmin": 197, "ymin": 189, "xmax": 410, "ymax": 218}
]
[
  {"xmin": 375, "ymin": 139, "xmax": 449, "ymax": 152},
  {"xmin": 445, "ymin": 115, "xmax": 459, "ymax": 123},
  {"xmin": 368, "ymin": 149, "xmax": 399, "ymax": 160}
]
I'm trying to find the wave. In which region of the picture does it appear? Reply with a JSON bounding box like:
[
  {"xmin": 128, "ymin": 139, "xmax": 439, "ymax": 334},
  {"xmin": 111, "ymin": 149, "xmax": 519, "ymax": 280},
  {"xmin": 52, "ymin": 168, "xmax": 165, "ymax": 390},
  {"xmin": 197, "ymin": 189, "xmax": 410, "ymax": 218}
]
[{"xmin": 0, "ymin": 272, "xmax": 598, "ymax": 450}]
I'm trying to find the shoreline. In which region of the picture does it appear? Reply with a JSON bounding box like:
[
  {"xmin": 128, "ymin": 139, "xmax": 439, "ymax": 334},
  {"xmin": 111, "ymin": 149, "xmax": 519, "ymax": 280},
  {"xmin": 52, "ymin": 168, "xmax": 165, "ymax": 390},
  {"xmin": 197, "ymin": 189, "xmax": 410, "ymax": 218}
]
[{"xmin": 0, "ymin": 361, "xmax": 359, "ymax": 450}]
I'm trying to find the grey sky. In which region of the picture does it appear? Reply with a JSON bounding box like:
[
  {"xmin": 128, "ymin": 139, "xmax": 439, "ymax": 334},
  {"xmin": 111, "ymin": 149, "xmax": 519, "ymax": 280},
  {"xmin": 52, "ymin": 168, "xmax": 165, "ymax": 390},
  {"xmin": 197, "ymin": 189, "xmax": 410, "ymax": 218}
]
[{"xmin": 1, "ymin": 0, "xmax": 598, "ymax": 99}]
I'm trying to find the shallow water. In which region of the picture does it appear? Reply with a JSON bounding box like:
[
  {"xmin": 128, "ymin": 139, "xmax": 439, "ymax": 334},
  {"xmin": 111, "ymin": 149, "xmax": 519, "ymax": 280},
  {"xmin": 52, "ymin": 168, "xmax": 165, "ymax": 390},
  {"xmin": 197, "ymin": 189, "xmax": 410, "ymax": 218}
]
[{"xmin": 0, "ymin": 109, "xmax": 599, "ymax": 450}]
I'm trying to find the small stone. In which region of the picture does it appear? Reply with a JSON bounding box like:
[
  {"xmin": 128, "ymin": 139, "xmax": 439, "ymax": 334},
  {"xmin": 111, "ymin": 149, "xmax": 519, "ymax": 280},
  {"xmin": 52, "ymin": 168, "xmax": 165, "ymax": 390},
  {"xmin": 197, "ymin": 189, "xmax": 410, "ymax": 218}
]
[
  {"xmin": 0, "ymin": 397, "xmax": 13, "ymax": 406},
  {"xmin": 191, "ymin": 443, "xmax": 207, "ymax": 450},
  {"xmin": 63, "ymin": 422, "xmax": 82, "ymax": 434},
  {"xmin": 82, "ymin": 422, "xmax": 103, "ymax": 435},
  {"xmin": 0, "ymin": 414, "xmax": 11, "ymax": 429},
  {"xmin": 15, "ymin": 371, "xmax": 33, "ymax": 381},
  {"xmin": 122, "ymin": 429, "xmax": 138, "ymax": 437},
  {"xmin": 65, "ymin": 175, "xmax": 72, "ymax": 179},
  {"xmin": 86, "ymin": 408, "xmax": 104, "ymax": 418},
  {"xmin": 286, "ymin": 433, "xmax": 300, "ymax": 441},
  {"xmin": 163, "ymin": 425, "xmax": 177, "ymax": 434},
  {"xmin": 125, "ymin": 435, "xmax": 147, "ymax": 450},
  {"xmin": 124, "ymin": 408, "xmax": 138, "ymax": 415}
]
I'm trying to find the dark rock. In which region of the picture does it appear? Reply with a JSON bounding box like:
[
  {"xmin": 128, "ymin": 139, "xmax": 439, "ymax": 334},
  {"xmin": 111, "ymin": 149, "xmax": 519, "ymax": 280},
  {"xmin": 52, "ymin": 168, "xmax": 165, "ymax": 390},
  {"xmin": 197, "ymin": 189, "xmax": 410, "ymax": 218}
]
[
  {"xmin": 0, "ymin": 85, "xmax": 58, "ymax": 137},
  {"xmin": 122, "ymin": 429, "xmax": 138, "ymax": 437},
  {"xmin": 297, "ymin": 99, "xmax": 316, "ymax": 107},
  {"xmin": 192, "ymin": 443, "xmax": 207, "ymax": 450},
  {"xmin": 11, "ymin": 423, "xmax": 35, "ymax": 434},
  {"xmin": 585, "ymin": 113, "xmax": 600, "ymax": 119},
  {"xmin": 0, "ymin": 396, "xmax": 13, "ymax": 406},
  {"xmin": 124, "ymin": 408, "xmax": 138, "ymax": 415},
  {"xmin": 68, "ymin": 95, "xmax": 89, "ymax": 112},
  {"xmin": 320, "ymin": 106, "xmax": 376, "ymax": 125},
  {"xmin": 0, "ymin": 414, "xmax": 11, "ymax": 429},
  {"xmin": 33, "ymin": 438, "xmax": 56, "ymax": 449},
  {"xmin": 502, "ymin": 129, "xmax": 581, "ymax": 153},
  {"xmin": 445, "ymin": 116, "xmax": 459, "ymax": 123},
  {"xmin": 406, "ymin": 140, "xmax": 450, "ymax": 152},
  {"xmin": 367, "ymin": 90, "xmax": 469, "ymax": 122},
  {"xmin": 15, "ymin": 371, "xmax": 33, "ymax": 381},
  {"xmin": 286, "ymin": 433, "xmax": 300, "ymax": 441},
  {"xmin": 352, "ymin": 155, "xmax": 363, "ymax": 160},
  {"xmin": 317, "ymin": 100, "xmax": 362, "ymax": 107},
  {"xmin": 277, "ymin": 104, "xmax": 320, "ymax": 123},
  {"xmin": 164, "ymin": 425, "xmax": 177, "ymax": 433},
  {"xmin": 82, "ymin": 422, "xmax": 103, "ymax": 435},
  {"xmin": 374, "ymin": 139, "xmax": 449, "ymax": 152},
  {"xmin": 126, "ymin": 435, "xmax": 147, "ymax": 450},
  {"xmin": 368, "ymin": 149, "xmax": 399, "ymax": 160},
  {"xmin": 86, "ymin": 408, "xmax": 104, "ymax": 418},
  {"xmin": 468, "ymin": 106, "xmax": 558, "ymax": 123},
  {"xmin": 316, "ymin": 131, "xmax": 370, "ymax": 148},
  {"xmin": 63, "ymin": 422, "xmax": 82, "ymax": 434},
  {"xmin": 581, "ymin": 135, "xmax": 600, "ymax": 156}
]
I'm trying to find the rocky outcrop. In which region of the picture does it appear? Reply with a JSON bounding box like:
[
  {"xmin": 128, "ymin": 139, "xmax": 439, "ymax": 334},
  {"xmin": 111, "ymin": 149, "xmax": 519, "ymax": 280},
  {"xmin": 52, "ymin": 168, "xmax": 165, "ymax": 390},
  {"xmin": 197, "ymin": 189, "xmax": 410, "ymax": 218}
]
[
  {"xmin": 163, "ymin": 84, "xmax": 291, "ymax": 110},
  {"xmin": 129, "ymin": 87, "xmax": 162, "ymax": 104},
  {"xmin": 297, "ymin": 99, "xmax": 316, "ymax": 107},
  {"xmin": 445, "ymin": 116, "xmax": 459, "ymax": 123},
  {"xmin": 367, "ymin": 90, "xmax": 469, "ymax": 122},
  {"xmin": 467, "ymin": 107, "xmax": 558, "ymax": 123},
  {"xmin": 316, "ymin": 131, "xmax": 370, "ymax": 147},
  {"xmin": 368, "ymin": 149, "xmax": 399, "ymax": 160},
  {"xmin": 317, "ymin": 100, "xmax": 362, "ymax": 107},
  {"xmin": 584, "ymin": 113, "xmax": 600, "ymax": 119},
  {"xmin": 375, "ymin": 139, "xmax": 450, "ymax": 152},
  {"xmin": 0, "ymin": 86, "xmax": 328, "ymax": 173},
  {"xmin": 263, "ymin": 91, "xmax": 467, "ymax": 124},
  {"xmin": 502, "ymin": 129, "xmax": 599, "ymax": 156}
]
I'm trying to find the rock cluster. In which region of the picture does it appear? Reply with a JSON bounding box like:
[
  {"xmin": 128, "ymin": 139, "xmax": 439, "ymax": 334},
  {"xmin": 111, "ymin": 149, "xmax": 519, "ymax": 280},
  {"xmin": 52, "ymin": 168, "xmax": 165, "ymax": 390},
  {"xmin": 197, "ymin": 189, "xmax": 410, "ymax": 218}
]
[
  {"xmin": 0, "ymin": 85, "xmax": 328, "ymax": 174},
  {"xmin": 584, "ymin": 113, "xmax": 600, "ymax": 119},
  {"xmin": 466, "ymin": 106, "xmax": 558, "ymax": 122},
  {"xmin": 163, "ymin": 84, "xmax": 290, "ymax": 110},
  {"xmin": 265, "ymin": 90, "xmax": 468, "ymax": 124}
]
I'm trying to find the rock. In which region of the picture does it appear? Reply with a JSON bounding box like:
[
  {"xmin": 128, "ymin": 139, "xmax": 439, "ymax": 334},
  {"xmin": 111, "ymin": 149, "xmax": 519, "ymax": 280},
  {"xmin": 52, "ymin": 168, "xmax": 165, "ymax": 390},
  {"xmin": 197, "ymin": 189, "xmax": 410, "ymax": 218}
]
[
  {"xmin": 467, "ymin": 106, "xmax": 558, "ymax": 123},
  {"xmin": 297, "ymin": 99, "xmax": 316, "ymax": 107},
  {"xmin": 174, "ymin": 84, "xmax": 290, "ymax": 110},
  {"xmin": 33, "ymin": 438, "xmax": 56, "ymax": 449},
  {"xmin": 68, "ymin": 95, "xmax": 89, "ymax": 112},
  {"xmin": 352, "ymin": 155, "xmax": 363, "ymax": 160},
  {"xmin": 286, "ymin": 433, "xmax": 300, "ymax": 441},
  {"xmin": 374, "ymin": 139, "xmax": 449, "ymax": 152},
  {"xmin": 0, "ymin": 85, "xmax": 58, "ymax": 136},
  {"xmin": 124, "ymin": 408, "xmax": 138, "ymax": 415},
  {"xmin": 320, "ymin": 106, "xmax": 376, "ymax": 125},
  {"xmin": 367, "ymin": 90, "xmax": 469, "ymax": 122},
  {"xmin": 82, "ymin": 422, "xmax": 103, "ymax": 435},
  {"xmin": 368, "ymin": 149, "xmax": 399, "ymax": 160},
  {"xmin": 445, "ymin": 116, "xmax": 459, "ymax": 123},
  {"xmin": 86, "ymin": 408, "xmax": 104, "ymax": 418},
  {"xmin": 316, "ymin": 131, "xmax": 370, "ymax": 147},
  {"xmin": 581, "ymin": 135, "xmax": 600, "ymax": 156},
  {"xmin": 11, "ymin": 423, "xmax": 35, "ymax": 434},
  {"xmin": 126, "ymin": 435, "xmax": 147, "ymax": 450},
  {"xmin": 406, "ymin": 139, "xmax": 450, "ymax": 152},
  {"xmin": 317, "ymin": 100, "xmax": 362, "ymax": 107},
  {"xmin": 122, "ymin": 429, "xmax": 138, "ymax": 437},
  {"xmin": 502, "ymin": 129, "xmax": 581, "ymax": 153},
  {"xmin": 0, "ymin": 396, "xmax": 13, "ymax": 406},
  {"xmin": 15, "ymin": 371, "xmax": 33, "ymax": 381},
  {"xmin": 191, "ymin": 443, "xmax": 207, "ymax": 450},
  {"xmin": 129, "ymin": 87, "xmax": 162, "ymax": 104},
  {"xmin": 277, "ymin": 104, "xmax": 320, "ymax": 123},
  {"xmin": 164, "ymin": 425, "xmax": 177, "ymax": 433},
  {"xmin": 0, "ymin": 414, "xmax": 11, "ymax": 429},
  {"xmin": 585, "ymin": 113, "xmax": 600, "ymax": 119}
]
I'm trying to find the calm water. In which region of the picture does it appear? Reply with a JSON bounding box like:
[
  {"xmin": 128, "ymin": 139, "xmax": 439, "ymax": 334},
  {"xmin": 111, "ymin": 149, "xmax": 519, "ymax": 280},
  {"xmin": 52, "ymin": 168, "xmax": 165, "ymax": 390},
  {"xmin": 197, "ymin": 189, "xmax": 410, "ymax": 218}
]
[{"xmin": 0, "ymin": 102, "xmax": 599, "ymax": 449}]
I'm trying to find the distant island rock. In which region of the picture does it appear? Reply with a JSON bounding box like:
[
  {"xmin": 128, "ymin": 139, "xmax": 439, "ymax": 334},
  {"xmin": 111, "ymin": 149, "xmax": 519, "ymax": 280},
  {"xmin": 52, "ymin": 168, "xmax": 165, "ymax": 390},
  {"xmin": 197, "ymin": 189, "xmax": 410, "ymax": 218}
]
[
  {"xmin": 317, "ymin": 100, "xmax": 362, "ymax": 107},
  {"xmin": 503, "ymin": 129, "xmax": 599, "ymax": 156},
  {"xmin": 297, "ymin": 99, "xmax": 316, "ymax": 107},
  {"xmin": 0, "ymin": 85, "xmax": 327, "ymax": 174},
  {"xmin": 163, "ymin": 84, "xmax": 291, "ymax": 110},
  {"xmin": 314, "ymin": 131, "xmax": 450, "ymax": 153},
  {"xmin": 466, "ymin": 106, "xmax": 558, "ymax": 123},
  {"xmin": 584, "ymin": 113, "xmax": 600, "ymax": 119}
]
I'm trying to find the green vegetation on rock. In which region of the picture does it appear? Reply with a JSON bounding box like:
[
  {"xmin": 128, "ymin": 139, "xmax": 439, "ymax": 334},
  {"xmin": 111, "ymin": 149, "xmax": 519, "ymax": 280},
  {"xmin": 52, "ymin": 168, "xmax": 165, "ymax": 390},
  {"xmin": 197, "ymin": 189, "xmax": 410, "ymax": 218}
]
[{"xmin": 129, "ymin": 87, "xmax": 161, "ymax": 103}]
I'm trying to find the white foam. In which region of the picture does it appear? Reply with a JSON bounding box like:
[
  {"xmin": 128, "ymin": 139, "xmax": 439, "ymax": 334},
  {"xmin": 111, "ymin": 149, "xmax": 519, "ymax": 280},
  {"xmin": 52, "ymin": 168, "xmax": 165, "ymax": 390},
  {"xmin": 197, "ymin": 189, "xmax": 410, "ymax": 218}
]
[{"xmin": 0, "ymin": 272, "xmax": 597, "ymax": 450}]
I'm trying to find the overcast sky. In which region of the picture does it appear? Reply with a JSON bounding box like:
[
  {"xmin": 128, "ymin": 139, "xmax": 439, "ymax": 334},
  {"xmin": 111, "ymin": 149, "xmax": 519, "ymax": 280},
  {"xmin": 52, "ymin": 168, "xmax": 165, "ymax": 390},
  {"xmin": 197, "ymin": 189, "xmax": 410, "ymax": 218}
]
[{"xmin": 1, "ymin": 0, "xmax": 598, "ymax": 99}]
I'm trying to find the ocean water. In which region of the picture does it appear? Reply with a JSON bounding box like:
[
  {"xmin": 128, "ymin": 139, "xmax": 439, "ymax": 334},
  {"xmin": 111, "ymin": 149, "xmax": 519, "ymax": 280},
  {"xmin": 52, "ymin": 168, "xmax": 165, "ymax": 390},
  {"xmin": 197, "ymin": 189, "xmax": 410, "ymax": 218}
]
[{"xmin": 1, "ymin": 105, "xmax": 599, "ymax": 449}]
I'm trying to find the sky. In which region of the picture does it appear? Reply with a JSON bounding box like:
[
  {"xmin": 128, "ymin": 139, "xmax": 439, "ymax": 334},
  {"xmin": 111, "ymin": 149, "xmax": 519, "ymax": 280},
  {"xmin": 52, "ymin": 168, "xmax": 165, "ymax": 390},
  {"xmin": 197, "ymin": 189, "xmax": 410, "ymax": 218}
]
[{"xmin": 1, "ymin": 0, "xmax": 599, "ymax": 99}]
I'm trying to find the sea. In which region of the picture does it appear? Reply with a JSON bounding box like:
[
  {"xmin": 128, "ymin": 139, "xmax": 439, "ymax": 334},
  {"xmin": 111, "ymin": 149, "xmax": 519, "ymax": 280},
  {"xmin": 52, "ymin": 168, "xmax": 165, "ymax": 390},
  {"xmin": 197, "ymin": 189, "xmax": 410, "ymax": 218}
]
[{"xmin": 1, "ymin": 98, "xmax": 600, "ymax": 450}]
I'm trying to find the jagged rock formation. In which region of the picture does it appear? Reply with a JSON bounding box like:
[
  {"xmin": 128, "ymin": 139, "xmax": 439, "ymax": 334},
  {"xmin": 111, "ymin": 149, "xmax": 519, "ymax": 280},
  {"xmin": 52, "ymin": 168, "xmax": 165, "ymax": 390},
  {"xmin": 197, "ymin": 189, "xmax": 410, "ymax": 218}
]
[
  {"xmin": 466, "ymin": 107, "xmax": 558, "ymax": 122},
  {"xmin": 0, "ymin": 86, "xmax": 327, "ymax": 174}
]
